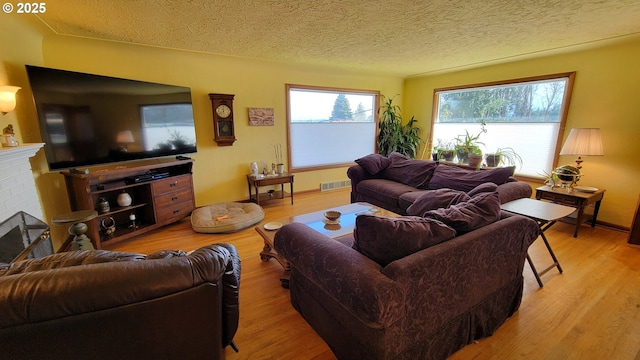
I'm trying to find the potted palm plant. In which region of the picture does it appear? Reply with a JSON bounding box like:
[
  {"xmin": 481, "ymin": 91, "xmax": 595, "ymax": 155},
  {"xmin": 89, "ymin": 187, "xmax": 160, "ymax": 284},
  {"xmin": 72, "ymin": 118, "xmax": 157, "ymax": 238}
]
[
  {"xmin": 484, "ymin": 147, "xmax": 523, "ymax": 168},
  {"xmin": 377, "ymin": 95, "xmax": 422, "ymax": 158}
]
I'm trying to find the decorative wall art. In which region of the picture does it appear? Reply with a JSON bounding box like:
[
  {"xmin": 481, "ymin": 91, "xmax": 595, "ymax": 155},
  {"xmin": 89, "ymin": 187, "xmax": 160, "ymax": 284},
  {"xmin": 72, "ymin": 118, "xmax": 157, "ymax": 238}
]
[{"xmin": 248, "ymin": 107, "xmax": 275, "ymax": 126}]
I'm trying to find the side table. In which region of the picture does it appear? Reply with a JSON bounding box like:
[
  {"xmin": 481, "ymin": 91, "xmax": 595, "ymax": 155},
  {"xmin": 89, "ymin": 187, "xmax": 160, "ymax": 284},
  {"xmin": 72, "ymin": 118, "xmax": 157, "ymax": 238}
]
[
  {"xmin": 247, "ymin": 173, "xmax": 294, "ymax": 205},
  {"xmin": 535, "ymin": 185, "xmax": 605, "ymax": 238},
  {"xmin": 501, "ymin": 198, "xmax": 576, "ymax": 287}
]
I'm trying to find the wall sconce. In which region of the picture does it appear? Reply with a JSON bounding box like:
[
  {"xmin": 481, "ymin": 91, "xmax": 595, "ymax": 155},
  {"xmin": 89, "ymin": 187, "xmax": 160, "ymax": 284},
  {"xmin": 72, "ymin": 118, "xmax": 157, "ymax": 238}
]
[
  {"xmin": 116, "ymin": 130, "xmax": 134, "ymax": 152},
  {"xmin": 0, "ymin": 86, "xmax": 21, "ymax": 115}
]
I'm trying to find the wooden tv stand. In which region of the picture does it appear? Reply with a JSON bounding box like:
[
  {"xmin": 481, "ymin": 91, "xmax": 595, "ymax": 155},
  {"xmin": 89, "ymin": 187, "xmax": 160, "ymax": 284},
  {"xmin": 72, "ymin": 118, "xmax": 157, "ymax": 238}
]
[{"xmin": 62, "ymin": 158, "xmax": 195, "ymax": 249}]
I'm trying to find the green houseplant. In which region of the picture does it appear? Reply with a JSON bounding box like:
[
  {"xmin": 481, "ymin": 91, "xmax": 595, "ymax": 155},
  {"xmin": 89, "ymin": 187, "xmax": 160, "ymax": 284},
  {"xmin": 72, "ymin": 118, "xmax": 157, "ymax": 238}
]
[
  {"xmin": 484, "ymin": 147, "xmax": 523, "ymax": 168},
  {"xmin": 377, "ymin": 95, "xmax": 422, "ymax": 158},
  {"xmin": 454, "ymin": 121, "xmax": 486, "ymax": 164},
  {"xmin": 433, "ymin": 139, "xmax": 455, "ymax": 161}
]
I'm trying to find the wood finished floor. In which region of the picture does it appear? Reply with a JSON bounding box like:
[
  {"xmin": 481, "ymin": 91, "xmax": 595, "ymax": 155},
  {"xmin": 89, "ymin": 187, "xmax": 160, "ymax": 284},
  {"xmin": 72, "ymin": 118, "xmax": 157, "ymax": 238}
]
[{"xmin": 105, "ymin": 188, "xmax": 640, "ymax": 360}]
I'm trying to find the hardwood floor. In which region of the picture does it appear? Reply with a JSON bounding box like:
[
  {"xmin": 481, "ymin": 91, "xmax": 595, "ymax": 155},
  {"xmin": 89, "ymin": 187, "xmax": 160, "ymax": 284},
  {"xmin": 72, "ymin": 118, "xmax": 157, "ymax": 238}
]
[{"xmin": 105, "ymin": 188, "xmax": 640, "ymax": 360}]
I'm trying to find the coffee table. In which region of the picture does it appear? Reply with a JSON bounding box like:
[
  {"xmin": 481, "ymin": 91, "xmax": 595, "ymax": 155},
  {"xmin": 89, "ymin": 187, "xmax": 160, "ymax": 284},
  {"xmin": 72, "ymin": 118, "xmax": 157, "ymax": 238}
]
[{"xmin": 255, "ymin": 202, "xmax": 397, "ymax": 287}]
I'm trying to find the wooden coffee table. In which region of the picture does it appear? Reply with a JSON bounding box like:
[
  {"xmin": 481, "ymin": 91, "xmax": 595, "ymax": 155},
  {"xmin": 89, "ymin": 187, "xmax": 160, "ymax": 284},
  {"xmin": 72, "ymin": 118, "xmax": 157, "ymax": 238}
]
[{"xmin": 255, "ymin": 202, "xmax": 397, "ymax": 287}]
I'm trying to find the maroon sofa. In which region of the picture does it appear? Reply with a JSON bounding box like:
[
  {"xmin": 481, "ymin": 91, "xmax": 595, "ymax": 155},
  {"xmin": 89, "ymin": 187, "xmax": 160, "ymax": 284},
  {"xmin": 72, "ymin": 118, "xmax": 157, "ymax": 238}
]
[
  {"xmin": 348, "ymin": 153, "xmax": 532, "ymax": 215},
  {"xmin": 275, "ymin": 210, "xmax": 539, "ymax": 359},
  {"xmin": 0, "ymin": 243, "xmax": 240, "ymax": 360}
]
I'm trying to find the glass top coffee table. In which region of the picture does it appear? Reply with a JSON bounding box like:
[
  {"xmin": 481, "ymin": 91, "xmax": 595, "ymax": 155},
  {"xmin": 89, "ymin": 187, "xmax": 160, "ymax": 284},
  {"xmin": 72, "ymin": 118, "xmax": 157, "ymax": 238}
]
[{"xmin": 255, "ymin": 202, "xmax": 397, "ymax": 287}]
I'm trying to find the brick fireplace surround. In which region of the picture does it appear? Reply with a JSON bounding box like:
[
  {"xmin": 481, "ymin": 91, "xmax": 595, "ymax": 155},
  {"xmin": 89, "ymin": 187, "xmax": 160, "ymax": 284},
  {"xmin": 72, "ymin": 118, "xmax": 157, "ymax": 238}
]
[{"xmin": 0, "ymin": 143, "xmax": 45, "ymax": 223}]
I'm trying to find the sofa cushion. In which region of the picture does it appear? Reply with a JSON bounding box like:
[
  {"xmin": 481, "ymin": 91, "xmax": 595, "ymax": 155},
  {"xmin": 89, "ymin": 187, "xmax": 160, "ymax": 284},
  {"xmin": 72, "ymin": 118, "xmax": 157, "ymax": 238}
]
[
  {"xmin": 406, "ymin": 188, "xmax": 471, "ymax": 216},
  {"xmin": 356, "ymin": 179, "xmax": 417, "ymax": 211},
  {"xmin": 467, "ymin": 182, "xmax": 499, "ymax": 197},
  {"xmin": 353, "ymin": 214, "xmax": 457, "ymax": 266},
  {"xmin": 383, "ymin": 152, "xmax": 438, "ymax": 189},
  {"xmin": 355, "ymin": 153, "xmax": 391, "ymax": 175},
  {"xmin": 423, "ymin": 191, "xmax": 501, "ymax": 233},
  {"xmin": 428, "ymin": 165, "xmax": 515, "ymax": 192}
]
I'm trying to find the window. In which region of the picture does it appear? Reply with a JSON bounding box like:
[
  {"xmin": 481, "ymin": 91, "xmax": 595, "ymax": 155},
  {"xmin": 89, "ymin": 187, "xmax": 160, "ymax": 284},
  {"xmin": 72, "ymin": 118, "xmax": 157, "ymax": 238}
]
[
  {"xmin": 430, "ymin": 73, "xmax": 575, "ymax": 177},
  {"xmin": 287, "ymin": 85, "xmax": 379, "ymax": 171}
]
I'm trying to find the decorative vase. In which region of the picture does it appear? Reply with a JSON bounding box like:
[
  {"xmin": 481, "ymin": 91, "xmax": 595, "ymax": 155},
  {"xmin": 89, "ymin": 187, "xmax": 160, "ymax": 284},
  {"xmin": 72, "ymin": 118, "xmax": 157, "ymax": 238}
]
[
  {"xmin": 117, "ymin": 191, "xmax": 132, "ymax": 207},
  {"xmin": 97, "ymin": 197, "xmax": 110, "ymax": 213},
  {"xmin": 277, "ymin": 164, "xmax": 285, "ymax": 174},
  {"xmin": 250, "ymin": 162, "xmax": 259, "ymax": 175}
]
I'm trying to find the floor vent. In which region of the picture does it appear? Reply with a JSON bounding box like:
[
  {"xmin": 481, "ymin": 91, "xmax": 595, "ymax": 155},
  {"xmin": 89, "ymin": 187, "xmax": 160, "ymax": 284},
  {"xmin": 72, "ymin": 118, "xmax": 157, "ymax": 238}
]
[{"xmin": 320, "ymin": 179, "xmax": 351, "ymax": 192}]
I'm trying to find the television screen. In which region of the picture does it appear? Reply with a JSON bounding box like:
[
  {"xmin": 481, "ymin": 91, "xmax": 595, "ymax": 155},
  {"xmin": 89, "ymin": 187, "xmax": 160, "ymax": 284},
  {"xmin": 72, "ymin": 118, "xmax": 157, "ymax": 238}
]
[{"xmin": 26, "ymin": 65, "xmax": 197, "ymax": 170}]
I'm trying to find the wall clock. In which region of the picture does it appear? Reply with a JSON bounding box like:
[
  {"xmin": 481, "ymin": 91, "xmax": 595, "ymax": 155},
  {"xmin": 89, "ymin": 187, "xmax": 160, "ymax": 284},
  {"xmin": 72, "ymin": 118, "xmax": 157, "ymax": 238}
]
[{"xmin": 209, "ymin": 93, "xmax": 236, "ymax": 146}]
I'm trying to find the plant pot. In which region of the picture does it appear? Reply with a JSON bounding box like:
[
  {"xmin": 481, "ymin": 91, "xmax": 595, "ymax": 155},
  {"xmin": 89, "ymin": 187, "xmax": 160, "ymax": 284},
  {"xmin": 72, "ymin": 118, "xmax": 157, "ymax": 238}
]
[
  {"xmin": 468, "ymin": 154, "xmax": 483, "ymax": 169},
  {"xmin": 485, "ymin": 154, "xmax": 501, "ymax": 167},
  {"xmin": 438, "ymin": 150, "xmax": 455, "ymax": 162},
  {"xmin": 455, "ymin": 147, "xmax": 471, "ymax": 164}
]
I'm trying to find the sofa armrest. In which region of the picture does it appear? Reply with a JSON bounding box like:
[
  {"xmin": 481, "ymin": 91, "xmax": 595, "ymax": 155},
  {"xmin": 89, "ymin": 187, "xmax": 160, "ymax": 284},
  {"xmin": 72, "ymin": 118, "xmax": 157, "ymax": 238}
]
[
  {"xmin": 381, "ymin": 215, "xmax": 538, "ymax": 330},
  {"xmin": 497, "ymin": 181, "xmax": 532, "ymax": 204},
  {"xmin": 0, "ymin": 244, "xmax": 235, "ymax": 329},
  {"xmin": 275, "ymin": 222, "xmax": 405, "ymax": 328}
]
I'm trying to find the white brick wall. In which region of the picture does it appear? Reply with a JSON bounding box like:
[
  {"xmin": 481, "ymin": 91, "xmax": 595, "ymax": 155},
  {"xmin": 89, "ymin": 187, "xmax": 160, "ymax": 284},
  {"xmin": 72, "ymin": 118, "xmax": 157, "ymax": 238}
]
[{"xmin": 0, "ymin": 144, "xmax": 45, "ymax": 223}]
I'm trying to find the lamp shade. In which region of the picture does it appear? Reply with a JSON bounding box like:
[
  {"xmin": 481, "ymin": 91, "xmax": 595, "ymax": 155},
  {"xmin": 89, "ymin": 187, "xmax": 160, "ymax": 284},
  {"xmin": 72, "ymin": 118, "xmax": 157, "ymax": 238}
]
[
  {"xmin": 0, "ymin": 86, "xmax": 21, "ymax": 115},
  {"xmin": 560, "ymin": 128, "xmax": 604, "ymax": 156},
  {"xmin": 116, "ymin": 130, "xmax": 134, "ymax": 143}
]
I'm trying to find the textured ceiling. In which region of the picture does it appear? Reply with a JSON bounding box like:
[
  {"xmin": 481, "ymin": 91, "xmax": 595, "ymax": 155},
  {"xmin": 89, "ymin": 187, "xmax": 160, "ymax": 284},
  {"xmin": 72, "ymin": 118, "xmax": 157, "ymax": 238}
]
[{"xmin": 36, "ymin": 0, "xmax": 640, "ymax": 76}]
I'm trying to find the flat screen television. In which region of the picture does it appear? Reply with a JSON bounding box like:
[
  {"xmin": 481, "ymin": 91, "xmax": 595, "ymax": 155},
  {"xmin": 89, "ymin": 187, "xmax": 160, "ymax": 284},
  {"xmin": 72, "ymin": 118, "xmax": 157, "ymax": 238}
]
[{"xmin": 26, "ymin": 65, "xmax": 197, "ymax": 170}]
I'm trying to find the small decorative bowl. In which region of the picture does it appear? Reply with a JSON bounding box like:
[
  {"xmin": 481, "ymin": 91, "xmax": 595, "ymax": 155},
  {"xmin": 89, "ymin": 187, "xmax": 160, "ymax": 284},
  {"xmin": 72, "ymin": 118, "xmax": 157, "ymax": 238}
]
[{"xmin": 324, "ymin": 211, "xmax": 341, "ymax": 222}]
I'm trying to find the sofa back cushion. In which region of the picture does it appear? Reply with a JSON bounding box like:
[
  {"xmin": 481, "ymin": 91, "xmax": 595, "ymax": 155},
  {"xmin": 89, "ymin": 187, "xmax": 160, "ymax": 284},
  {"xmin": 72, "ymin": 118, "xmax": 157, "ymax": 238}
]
[
  {"xmin": 406, "ymin": 188, "xmax": 471, "ymax": 216},
  {"xmin": 353, "ymin": 214, "xmax": 456, "ymax": 266},
  {"xmin": 355, "ymin": 153, "xmax": 392, "ymax": 175},
  {"xmin": 428, "ymin": 165, "xmax": 515, "ymax": 192},
  {"xmin": 423, "ymin": 191, "xmax": 501, "ymax": 233},
  {"xmin": 383, "ymin": 152, "xmax": 438, "ymax": 189}
]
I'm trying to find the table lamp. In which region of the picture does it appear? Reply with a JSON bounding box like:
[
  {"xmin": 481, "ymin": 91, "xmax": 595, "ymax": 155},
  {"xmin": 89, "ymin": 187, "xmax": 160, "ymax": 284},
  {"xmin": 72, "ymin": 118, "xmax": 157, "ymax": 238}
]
[
  {"xmin": 559, "ymin": 128, "xmax": 604, "ymax": 176},
  {"xmin": 52, "ymin": 210, "xmax": 98, "ymax": 250}
]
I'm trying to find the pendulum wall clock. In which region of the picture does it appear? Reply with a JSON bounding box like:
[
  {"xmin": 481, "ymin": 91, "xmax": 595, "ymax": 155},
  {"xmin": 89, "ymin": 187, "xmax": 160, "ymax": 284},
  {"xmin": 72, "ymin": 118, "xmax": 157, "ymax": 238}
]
[{"xmin": 209, "ymin": 93, "xmax": 236, "ymax": 146}]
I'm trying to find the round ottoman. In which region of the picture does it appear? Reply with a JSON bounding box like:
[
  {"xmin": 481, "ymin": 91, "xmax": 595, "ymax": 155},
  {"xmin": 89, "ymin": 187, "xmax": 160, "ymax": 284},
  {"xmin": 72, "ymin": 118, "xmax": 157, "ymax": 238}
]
[{"xmin": 191, "ymin": 202, "xmax": 265, "ymax": 233}]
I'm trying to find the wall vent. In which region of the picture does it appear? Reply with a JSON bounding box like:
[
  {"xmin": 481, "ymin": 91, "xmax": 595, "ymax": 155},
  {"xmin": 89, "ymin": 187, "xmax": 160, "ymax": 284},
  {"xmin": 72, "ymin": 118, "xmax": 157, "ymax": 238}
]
[{"xmin": 320, "ymin": 179, "xmax": 351, "ymax": 192}]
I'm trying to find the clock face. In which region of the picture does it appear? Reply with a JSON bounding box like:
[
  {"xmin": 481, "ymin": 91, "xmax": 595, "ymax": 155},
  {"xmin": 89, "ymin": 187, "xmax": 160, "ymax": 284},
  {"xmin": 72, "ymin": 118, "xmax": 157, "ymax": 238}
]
[{"xmin": 216, "ymin": 104, "xmax": 232, "ymax": 119}]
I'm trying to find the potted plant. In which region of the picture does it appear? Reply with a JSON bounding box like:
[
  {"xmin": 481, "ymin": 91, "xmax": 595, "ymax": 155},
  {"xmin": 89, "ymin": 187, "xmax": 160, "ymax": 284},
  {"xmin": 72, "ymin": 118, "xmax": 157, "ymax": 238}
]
[
  {"xmin": 467, "ymin": 146, "xmax": 484, "ymax": 169},
  {"xmin": 433, "ymin": 139, "xmax": 455, "ymax": 161},
  {"xmin": 484, "ymin": 147, "xmax": 523, "ymax": 168},
  {"xmin": 377, "ymin": 95, "xmax": 422, "ymax": 158},
  {"xmin": 453, "ymin": 121, "xmax": 487, "ymax": 164}
]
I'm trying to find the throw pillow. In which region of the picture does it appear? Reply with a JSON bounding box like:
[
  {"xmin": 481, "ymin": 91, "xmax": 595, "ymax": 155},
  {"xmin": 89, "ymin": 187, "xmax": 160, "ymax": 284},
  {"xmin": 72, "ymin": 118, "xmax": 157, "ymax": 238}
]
[
  {"xmin": 423, "ymin": 191, "xmax": 501, "ymax": 233},
  {"xmin": 353, "ymin": 214, "xmax": 457, "ymax": 266},
  {"xmin": 427, "ymin": 165, "xmax": 515, "ymax": 192},
  {"xmin": 406, "ymin": 188, "xmax": 471, "ymax": 216},
  {"xmin": 467, "ymin": 182, "xmax": 499, "ymax": 197},
  {"xmin": 383, "ymin": 152, "xmax": 438, "ymax": 189},
  {"xmin": 355, "ymin": 153, "xmax": 392, "ymax": 175}
]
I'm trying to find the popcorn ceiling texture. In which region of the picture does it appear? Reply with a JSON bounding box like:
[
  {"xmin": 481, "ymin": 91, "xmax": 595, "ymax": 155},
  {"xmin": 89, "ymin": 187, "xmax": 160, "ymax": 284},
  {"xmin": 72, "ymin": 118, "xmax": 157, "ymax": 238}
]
[{"xmin": 36, "ymin": 0, "xmax": 640, "ymax": 76}]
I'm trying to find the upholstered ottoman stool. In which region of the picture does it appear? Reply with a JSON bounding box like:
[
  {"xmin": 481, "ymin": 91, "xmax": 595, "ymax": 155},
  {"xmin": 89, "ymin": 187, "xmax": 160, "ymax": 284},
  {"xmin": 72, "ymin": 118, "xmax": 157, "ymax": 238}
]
[{"xmin": 191, "ymin": 202, "xmax": 265, "ymax": 233}]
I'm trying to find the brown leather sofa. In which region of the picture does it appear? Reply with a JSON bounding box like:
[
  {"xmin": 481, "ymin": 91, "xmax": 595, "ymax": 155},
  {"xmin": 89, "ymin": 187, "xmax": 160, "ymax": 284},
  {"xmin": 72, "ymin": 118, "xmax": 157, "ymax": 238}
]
[{"xmin": 0, "ymin": 243, "xmax": 240, "ymax": 360}]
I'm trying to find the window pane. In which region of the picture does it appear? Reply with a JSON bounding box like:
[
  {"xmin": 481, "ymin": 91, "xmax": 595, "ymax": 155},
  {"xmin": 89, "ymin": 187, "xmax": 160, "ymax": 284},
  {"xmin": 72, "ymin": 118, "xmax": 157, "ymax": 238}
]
[
  {"xmin": 287, "ymin": 86, "xmax": 378, "ymax": 170},
  {"xmin": 432, "ymin": 74, "xmax": 574, "ymax": 177}
]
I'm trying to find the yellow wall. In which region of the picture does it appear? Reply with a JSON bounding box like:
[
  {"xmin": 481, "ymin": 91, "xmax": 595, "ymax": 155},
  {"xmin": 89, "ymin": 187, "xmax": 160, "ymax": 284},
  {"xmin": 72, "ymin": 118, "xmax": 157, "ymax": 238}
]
[
  {"xmin": 4, "ymin": 17, "xmax": 403, "ymax": 249},
  {"xmin": 404, "ymin": 35, "xmax": 640, "ymax": 228},
  {"xmin": 4, "ymin": 16, "xmax": 639, "ymax": 250}
]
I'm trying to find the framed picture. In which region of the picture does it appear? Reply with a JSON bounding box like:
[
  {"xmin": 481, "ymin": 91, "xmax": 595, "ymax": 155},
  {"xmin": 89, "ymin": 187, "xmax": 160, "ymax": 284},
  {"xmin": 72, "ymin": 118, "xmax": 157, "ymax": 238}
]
[{"xmin": 248, "ymin": 107, "xmax": 274, "ymax": 126}]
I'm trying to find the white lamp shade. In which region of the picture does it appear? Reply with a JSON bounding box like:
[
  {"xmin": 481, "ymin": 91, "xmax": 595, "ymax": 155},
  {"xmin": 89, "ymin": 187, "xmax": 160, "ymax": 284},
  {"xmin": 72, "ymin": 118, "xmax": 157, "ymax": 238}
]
[
  {"xmin": 560, "ymin": 128, "xmax": 604, "ymax": 156},
  {"xmin": 117, "ymin": 130, "xmax": 134, "ymax": 143},
  {"xmin": 0, "ymin": 86, "xmax": 21, "ymax": 114}
]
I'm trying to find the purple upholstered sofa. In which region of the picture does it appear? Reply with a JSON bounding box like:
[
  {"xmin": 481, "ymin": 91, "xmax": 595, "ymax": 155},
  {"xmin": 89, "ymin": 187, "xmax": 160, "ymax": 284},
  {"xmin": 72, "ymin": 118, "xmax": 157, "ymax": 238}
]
[
  {"xmin": 275, "ymin": 204, "xmax": 539, "ymax": 359},
  {"xmin": 348, "ymin": 152, "xmax": 532, "ymax": 215}
]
